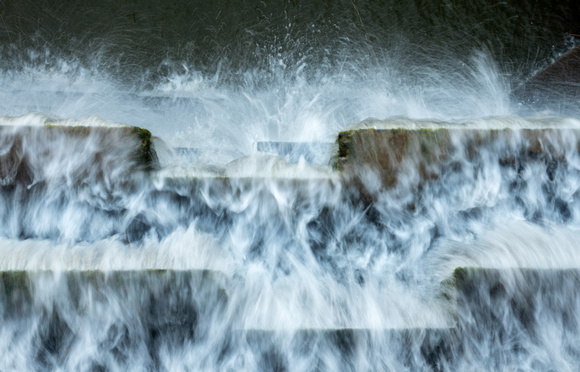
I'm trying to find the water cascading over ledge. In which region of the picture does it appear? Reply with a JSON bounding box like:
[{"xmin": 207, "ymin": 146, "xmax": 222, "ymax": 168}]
[
  {"xmin": 0, "ymin": 123, "xmax": 157, "ymax": 242},
  {"xmin": 1, "ymin": 118, "xmax": 580, "ymax": 369},
  {"xmin": 1, "ymin": 0, "xmax": 580, "ymax": 370}
]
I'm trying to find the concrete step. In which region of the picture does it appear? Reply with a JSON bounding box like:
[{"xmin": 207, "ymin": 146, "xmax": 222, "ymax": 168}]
[
  {"xmin": 453, "ymin": 267, "xmax": 580, "ymax": 330},
  {"xmin": 257, "ymin": 141, "xmax": 334, "ymax": 164},
  {"xmin": 0, "ymin": 270, "xmax": 228, "ymax": 368},
  {"xmin": 0, "ymin": 124, "xmax": 158, "ymax": 187},
  {"xmin": 0, "ymin": 269, "xmax": 227, "ymax": 318},
  {"xmin": 0, "ymin": 268, "xmax": 456, "ymax": 370},
  {"xmin": 168, "ymin": 142, "xmax": 333, "ymax": 165},
  {"xmin": 1, "ymin": 267, "xmax": 578, "ymax": 369},
  {"xmin": 2, "ymin": 124, "xmax": 579, "ymax": 243},
  {"xmin": 234, "ymin": 328, "xmax": 456, "ymax": 371},
  {"xmin": 334, "ymin": 127, "xmax": 580, "ymax": 189},
  {"xmin": 450, "ymin": 267, "xmax": 580, "ymax": 369}
]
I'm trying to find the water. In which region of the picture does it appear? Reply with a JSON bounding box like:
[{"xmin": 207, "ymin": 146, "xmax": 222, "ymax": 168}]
[{"xmin": 0, "ymin": 0, "xmax": 580, "ymax": 370}]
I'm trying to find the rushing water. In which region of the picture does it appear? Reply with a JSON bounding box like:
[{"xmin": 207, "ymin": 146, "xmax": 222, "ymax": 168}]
[{"xmin": 0, "ymin": 1, "xmax": 580, "ymax": 370}]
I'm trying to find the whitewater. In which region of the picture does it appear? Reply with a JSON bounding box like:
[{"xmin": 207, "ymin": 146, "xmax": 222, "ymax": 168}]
[{"xmin": 0, "ymin": 1, "xmax": 579, "ymax": 370}]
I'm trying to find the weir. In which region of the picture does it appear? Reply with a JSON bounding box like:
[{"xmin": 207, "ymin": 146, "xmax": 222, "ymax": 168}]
[
  {"xmin": 1, "ymin": 121, "xmax": 580, "ymax": 369},
  {"xmin": 1, "ymin": 0, "xmax": 580, "ymax": 370}
]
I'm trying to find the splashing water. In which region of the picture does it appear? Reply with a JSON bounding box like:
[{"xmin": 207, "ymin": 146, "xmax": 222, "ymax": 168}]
[{"xmin": 1, "ymin": 0, "xmax": 580, "ymax": 370}]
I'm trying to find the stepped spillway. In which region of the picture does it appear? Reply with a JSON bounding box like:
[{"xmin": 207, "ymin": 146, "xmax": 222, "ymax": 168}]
[
  {"xmin": 0, "ymin": 120, "xmax": 580, "ymax": 369},
  {"xmin": 1, "ymin": 1, "xmax": 580, "ymax": 369}
]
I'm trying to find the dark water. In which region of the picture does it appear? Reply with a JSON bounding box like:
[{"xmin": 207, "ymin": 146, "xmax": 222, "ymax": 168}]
[{"xmin": 1, "ymin": 0, "xmax": 578, "ymax": 86}]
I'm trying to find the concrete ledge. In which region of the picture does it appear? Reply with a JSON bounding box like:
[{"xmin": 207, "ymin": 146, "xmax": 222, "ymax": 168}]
[
  {"xmin": 237, "ymin": 328, "xmax": 456, "ymax": 370},
  {"xmin": 0, "ymin": 270, "xmax": 227, "ymax": 315},
  {"xmin": 335, "ymin": 128, "xmax": 580, "ymax": 188},
  {"xmin": 453, "ymin": 267, "xmax": 580, "ymax": 363},
  {"xmin": 0, "ymin": 269, "xmax": 227, "ymax": 367},
  {"xmin": 0, "ymin": 125, "xmax": 158, "ymax": 186},
  {"xmin": 454, "ymin": 266, "xmax": 580, "ymax": 309},
  {"xmin": 335, "ymin": 128, "xmax": 451, "ymax": 187},
  {"xmin": 257, "ymin": 141, "xmax": 334, "ymax": 164}
]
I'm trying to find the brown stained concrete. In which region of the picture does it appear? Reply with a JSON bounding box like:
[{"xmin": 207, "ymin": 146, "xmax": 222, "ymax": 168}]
[
  {"xmin": 0, "ymin": 125, "xmax": 158, "ymax": 186},
  {"xmin": 335, "ymin": 128, "xmax": 580, "ymax": 191}
]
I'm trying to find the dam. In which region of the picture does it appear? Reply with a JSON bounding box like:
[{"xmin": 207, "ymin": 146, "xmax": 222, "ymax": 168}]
[{"xmin": 0, "ymin": 1, "xmax": 580, "ymax": 370}]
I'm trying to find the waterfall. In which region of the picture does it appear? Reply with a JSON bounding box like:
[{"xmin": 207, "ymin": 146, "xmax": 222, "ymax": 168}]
[{"xmin": 0, "ymin": 1, "xmax": 579, "ymax": 370}]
